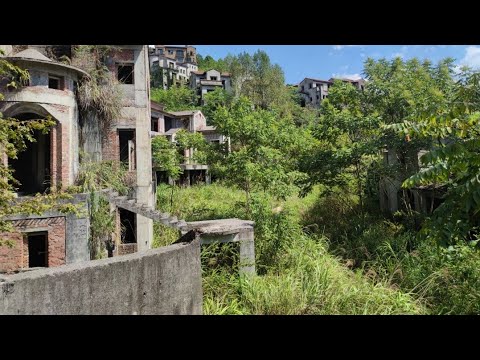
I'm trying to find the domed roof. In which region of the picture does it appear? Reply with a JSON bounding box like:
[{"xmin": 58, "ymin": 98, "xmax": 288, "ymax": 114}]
[
  {"xmin": 7, "ymin": 48, "xmax": 88, "ymax": 78},
  {"xmin": 11, "ymin": 48, "xmax": 53, "ymax": 62}
]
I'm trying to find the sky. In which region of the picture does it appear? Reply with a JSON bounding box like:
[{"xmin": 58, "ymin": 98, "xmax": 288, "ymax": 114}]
[{"xmin": 194, "ymin": 45, "xmax": 480, "ymax": 84}]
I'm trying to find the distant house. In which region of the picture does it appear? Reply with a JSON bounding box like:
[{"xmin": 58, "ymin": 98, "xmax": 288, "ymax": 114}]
[
  {"xmin": 150, "ymin": 101, "xmax": 227, "ymax": 186},
  {"xmin": 298, "ymin": 77, "xmax": 366, "ymax": 108},
  {"xmin": 190, "ymin": 69, "xmax": 232, "ymax": 105},
  {"xmin": 149, "ymin": 45, "xmax": 198, "ymax": 89}
]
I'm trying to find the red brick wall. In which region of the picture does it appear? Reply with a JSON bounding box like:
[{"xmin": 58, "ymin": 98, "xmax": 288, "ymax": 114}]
[
  {"xmin": 107, "ymin": 49, "xmax": 135, "ymax": 73},
  {"xmin": 49, "ymin": 121, "xmax": 70, "ymax": 190},
  {"xmin": 102, "ymin": 130, "xmax": 119, "ymax": 161},
  {"xmin": 0, "ymin": 217, "xmax": 66, "ymax": 273}
]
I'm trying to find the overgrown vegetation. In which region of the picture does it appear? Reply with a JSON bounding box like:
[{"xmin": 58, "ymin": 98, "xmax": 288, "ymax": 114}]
[
  {"xmin": 152, "ymin": 50, "xmax": 480, "ymax": 314},
  {"xmin": 155, "ymin": 184, "xmax": 423, "ymax": 314},
  {"xmin": 73, "ymin": 45, "xmax": 123, "ymax": 140},
  {"xmin": 72, "ymin": 159, "xmax": 131, "ymax": 259}
]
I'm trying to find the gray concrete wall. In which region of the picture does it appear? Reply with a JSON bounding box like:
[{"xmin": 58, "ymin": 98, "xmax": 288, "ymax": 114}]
[{"xmin": 0, "ymin": 235, "xmax": 202, "ymax": 315}]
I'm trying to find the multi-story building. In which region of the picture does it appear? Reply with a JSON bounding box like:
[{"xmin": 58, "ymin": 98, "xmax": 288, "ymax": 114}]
[
  {"xmin": 149, "ymin": 46, "xmax": 198, "ymax": 89},
  {"xmin": 0, "ymin": 45, "xmax": 154, "ymax": 273},
  {"xmin": 298, "ymin": 77, "xmax": 366, "ymax": 108},
  {"xmin": 190, "ymin": 69, "xmax": 231, "ymax": 105},
  {"xmin": 150, "ymin": 101, "xmax": 226, "ymax": 186},
  {"xmin": 153, "ymin": 45, "xmax": 197, "ymax": 64}
]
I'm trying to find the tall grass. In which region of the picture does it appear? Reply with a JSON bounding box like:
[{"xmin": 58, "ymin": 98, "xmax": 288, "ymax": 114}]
[{"xmin": 156, "ymin": 183, "xmax": 424, "ymax": 315}]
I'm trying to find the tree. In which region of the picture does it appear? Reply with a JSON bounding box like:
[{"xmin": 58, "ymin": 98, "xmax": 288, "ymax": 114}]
[
  {"xmin": 388, "ymin": 69, "xmax": 480, "ymax": 245},
  {"xmin": 208, "ymin": 96, "xmax": 312, "ymax": 213},
  {"xmin": 224, "ymin": 50, "xmax": 290, "ymax": 110},
  {"xmin": 197, "ymin": 54, "xmax": 227, "ymax": 73},
  {"xmin": 151, "ymin": 136, "xmax": 182, "ymax": 182},
  {"xmin": 151, "ymin": 85, "xmax": 198, "ymax": 112}
]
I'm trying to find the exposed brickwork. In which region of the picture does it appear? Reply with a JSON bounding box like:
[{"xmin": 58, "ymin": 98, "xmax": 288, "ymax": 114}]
[
  {"xmin": 0, "ymin": 217, "xmax": 66, "ymax": 273},
  {"xmin": 0, "ymin": 233, "xmax": 23, "ymax": 273},
  {"xmin": 60, "ymin": 120, "xmax": 70, "ymax": 187},
  {"xmin": 107, "ymin": 49, "xmax": 135, "ymax": 73},
  {"xmin": 116, "ymin": 243, "xmax": 137, "ymax": 255},
  {"xmin": 50, "ymin": 126, "xmax": 57, "ymax": 188},
  {"xmin": 102, "ymin": 129, "xmax": 119, "ymax": 161}
]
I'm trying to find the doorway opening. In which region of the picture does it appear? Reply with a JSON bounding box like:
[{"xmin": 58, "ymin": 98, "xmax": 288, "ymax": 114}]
[
  {"xmin": 120, "ymin": 208, "xmax": 136, "ymax": 244},
  {"xmin": 119, "ymin": 129, "xmax": 135, "ymax": 170},
  {"xmin": 10, "ymin": 113, "xmax": 51, "ymax": 195},
  {"xmin": 27, "ymin": 232, "xmax": 48, "ymax": 268}
]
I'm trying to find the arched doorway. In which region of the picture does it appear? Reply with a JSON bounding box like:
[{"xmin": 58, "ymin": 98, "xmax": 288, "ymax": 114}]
[{"xmin": 9, "ymin": 113, "xmax": 51, "ymax": 195}]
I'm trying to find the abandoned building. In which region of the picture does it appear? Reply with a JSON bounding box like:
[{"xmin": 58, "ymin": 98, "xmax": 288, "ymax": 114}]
[
  {"xmin": 190, "ymin": 69, "xmax": 232, "ymax": 105},
  {"xmin": 150, "ymin": 100, "xmax": 226, "ymax": 186},
  {"xmin": 149, "ymin": 45, "xmax": 198, "ymax": 89},
  {"xmin": 0, "ymin": 45, "xmax": 154, "ymax": 273},
  {"xmin": 298, "ymin": 77, "xmax": 366, "ymax": 108},
  {"xmin": 379, "ymin": 148, "xmax": 445, "ymax": 215}
]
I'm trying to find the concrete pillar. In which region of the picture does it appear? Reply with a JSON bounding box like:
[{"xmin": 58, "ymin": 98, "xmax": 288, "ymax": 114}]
[
  {"xmin": 133, "ymin": 46, "xmax": 154, "ymax": 252},
  {"xmin": 238, "ymin": 229, "xmax": 255, "ymax": 275}
]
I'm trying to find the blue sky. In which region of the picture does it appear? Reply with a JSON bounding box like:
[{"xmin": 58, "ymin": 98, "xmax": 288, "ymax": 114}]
[{"xmin": 194, "ymin": 45, "xmax": 480, "ymax": 84}]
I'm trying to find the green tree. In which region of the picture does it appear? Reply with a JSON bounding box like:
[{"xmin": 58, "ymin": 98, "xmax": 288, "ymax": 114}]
[
  {"xmin": 305, "ymin": 80, "xmax": 381, "ymax": 213},
  {"xmin": 388, "ymin": 69, "xmax": 480, "ymax": 245},
  {"xmin": 151, "ymin": 136, "xmax": 182, "ymax": 181},
  {"xmin": 151, "ymin": 85, "xmax": 198, "ymax": 111},
  {"xmin": 197, "ymin": 54, "xmax": 227, "ymax": 72},
  {"xmin": 209, "ymin": 96, "xmax": 312, "ymax": 213},
  {"xmin": 224, "ymin": 50, "xmax": 290, "ymax": 110}
]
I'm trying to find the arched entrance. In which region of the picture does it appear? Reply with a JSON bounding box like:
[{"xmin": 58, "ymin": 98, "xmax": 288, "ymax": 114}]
[{"xmin": 9, "ymin": 113, "xmax": 51, "ymax": 195}]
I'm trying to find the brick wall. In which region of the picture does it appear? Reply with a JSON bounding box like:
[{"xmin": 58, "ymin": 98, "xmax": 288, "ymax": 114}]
[
  {"xmin": 49, "ymin": 121, "xmax": 70, "ymax": 189},
  {"xmin": 107, "ymin": 49, "xmax": 135, "ymax": 74},
  {"xmin": 0, "ymin": 217, "xmax": 66, "ymax": 273},
  {"xmin": 102, "ymin": 129, "xmax": 119, "ymax": 161}
]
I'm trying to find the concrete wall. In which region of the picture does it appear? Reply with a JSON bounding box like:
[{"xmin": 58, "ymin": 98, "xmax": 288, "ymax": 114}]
[{"xmin": 0, "ymin": 235, "xmax": 202, "ymax": 315}]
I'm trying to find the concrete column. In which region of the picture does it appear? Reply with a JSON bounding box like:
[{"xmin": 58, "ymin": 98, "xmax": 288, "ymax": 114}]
[
  {"xmin": 238, "ymin": 229, "xmax": 255, "ymax": 275},
  {"xmin": 133, "ymin": 46, "xmax": 153, "ymax": 252}
]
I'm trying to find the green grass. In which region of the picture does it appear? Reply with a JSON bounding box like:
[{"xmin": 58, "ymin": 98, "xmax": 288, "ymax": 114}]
[{"xmin": 156, "ymin": 183, "xmax": 424, "ymax": 315}]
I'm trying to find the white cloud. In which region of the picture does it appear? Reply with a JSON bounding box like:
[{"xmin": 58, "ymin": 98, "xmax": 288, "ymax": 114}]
[
  {"xmin": 460, "ymin": 46, "xmax": 480, "ymax": 69},
  {"xmin": 331, "ymin": 73, "xmax": 362, "ymax": 80},
  {"xmin": 332, "ymin": 45, "xmax": 365, "ymax": 51},
  {"xmin": 391, "ymin": 46, "xmax": 409, "ymax": 59}
]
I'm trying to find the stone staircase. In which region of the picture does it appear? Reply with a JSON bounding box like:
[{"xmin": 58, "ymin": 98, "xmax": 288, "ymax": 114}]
[{"xmin": 101, "ymin": 189, "xmax": 188, "ymax": 231}]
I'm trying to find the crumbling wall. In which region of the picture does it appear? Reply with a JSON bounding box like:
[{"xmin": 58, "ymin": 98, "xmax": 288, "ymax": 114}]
[{"xmin": 0, "ymin": 234, "xmax": 202, "ymax": 315}]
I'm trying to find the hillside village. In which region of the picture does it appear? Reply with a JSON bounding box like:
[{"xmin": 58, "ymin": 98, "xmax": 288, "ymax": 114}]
[{"xmin": 1, "ymin": 45, "xmax": 480, "ymax": 315}]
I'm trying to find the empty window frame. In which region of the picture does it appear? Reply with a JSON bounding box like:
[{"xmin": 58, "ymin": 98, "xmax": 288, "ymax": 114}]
[
  {"xmin": 117, "ymin": 64, "xmax": 134, "ymax": 84},
  {"xmin": 48, "ymin": 75, "xmax": 64, "ymax": 90}
]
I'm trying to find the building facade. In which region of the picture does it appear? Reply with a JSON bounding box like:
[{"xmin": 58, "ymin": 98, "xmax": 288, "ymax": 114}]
[
  {"xmin": 190, "ymin": 69, "xmax": 231, "ymax": 105},
  {"xmin": 150, "ymin": 101, "xmax": 226, "ymax": 186},
  {"xmin": 0, "ymin": 45, "xmax": 154, "ymax": 273},
  {"xmin": 298, "ymin": 77, "xmax": 366, "ymax": 108},
  {"xmin": 149, "ymin": 46, "xmax": 198, "ymax": 89}
]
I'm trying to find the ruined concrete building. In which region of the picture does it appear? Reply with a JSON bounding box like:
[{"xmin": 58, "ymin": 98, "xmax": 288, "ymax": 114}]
[
  {"xmin": 0, "ymin": 45, "xmax": 154, "ymax": 273},
  {"xmin": 150, "ymin": 101, "xmax": 227, "ymax": 186},
  {"xmin": 379, "ymin": 147, "xmax": 445, "ymax": 215},
  {"xmin": 298, "ymin": 77, "xmax": 366, "ymax": 108}
]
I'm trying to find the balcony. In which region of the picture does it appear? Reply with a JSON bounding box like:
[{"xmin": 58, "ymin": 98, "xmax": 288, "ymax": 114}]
[{"xmin": 200, "ymin": 80, "xmax": 222, "ymax": 86}]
